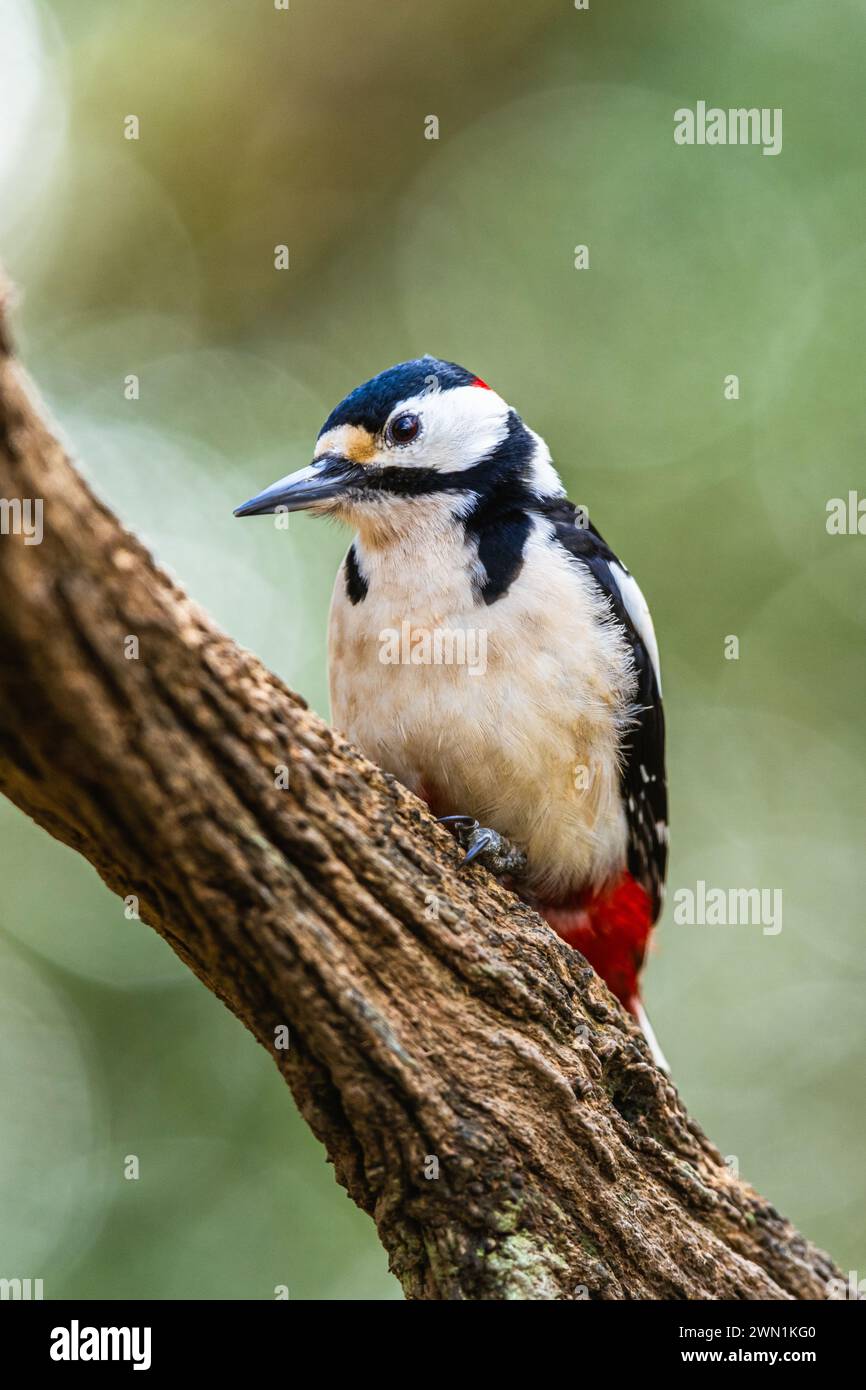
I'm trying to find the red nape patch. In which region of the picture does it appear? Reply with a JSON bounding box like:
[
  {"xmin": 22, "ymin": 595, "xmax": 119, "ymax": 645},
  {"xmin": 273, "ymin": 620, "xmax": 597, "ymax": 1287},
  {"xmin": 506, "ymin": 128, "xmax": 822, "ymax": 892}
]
[
  {"xmin": 472, "ymin": 376, "xmax": 492, "ymax": 390},
  {"xmin": 539, "ymin": 873, "xmax": 654, "ymax": 1010}
]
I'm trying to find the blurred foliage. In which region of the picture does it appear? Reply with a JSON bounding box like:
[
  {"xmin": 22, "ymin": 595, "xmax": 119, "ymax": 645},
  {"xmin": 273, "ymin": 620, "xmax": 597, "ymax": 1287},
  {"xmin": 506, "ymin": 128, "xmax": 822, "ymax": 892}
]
[{"xmin": 0, "ymin": 0, "xmax": 863, "ymax": 1298}]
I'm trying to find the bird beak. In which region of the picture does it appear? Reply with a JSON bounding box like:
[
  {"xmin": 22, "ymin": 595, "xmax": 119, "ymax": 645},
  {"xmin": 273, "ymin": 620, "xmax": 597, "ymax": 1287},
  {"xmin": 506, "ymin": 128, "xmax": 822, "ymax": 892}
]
[{"xmin": 233, "ymin": 455, "xmax": 355, "ymax": 517}]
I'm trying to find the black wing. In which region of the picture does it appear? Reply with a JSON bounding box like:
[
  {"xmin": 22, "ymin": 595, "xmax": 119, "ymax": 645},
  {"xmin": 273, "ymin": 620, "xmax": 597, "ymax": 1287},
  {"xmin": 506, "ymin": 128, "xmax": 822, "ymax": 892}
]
[{"xmin": 539, "ymin": 499, "xmax": 668, "ymax": 920}]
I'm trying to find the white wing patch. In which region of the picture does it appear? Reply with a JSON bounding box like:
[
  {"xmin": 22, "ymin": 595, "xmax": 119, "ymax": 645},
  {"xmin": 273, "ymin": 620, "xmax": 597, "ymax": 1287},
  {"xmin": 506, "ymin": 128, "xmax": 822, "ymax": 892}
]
[{"xmin": 610, "ymin": 562, "xmax": 662, "ymax": 695}]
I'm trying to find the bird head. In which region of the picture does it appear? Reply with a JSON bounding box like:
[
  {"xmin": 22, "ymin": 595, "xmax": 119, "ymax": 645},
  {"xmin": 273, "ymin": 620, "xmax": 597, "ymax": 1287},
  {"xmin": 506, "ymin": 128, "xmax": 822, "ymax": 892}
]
[{"xmin": 233, "ymin": 357, "xmax": 563, "ymax": 540}]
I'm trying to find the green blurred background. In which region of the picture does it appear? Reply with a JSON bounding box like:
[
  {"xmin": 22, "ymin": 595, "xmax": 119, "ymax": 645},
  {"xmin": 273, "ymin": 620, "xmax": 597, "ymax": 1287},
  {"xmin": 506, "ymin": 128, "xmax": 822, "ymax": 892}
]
[{"xmin": 0, "ymin": 0, "xmax": 863, "ymax": 1299}]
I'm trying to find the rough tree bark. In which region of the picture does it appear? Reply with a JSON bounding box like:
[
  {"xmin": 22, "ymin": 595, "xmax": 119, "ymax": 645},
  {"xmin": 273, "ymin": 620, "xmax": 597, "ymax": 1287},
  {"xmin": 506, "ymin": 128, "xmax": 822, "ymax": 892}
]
[{"xmin": 0, "ymin": 289, "xmax": 841, "ymax": 1301}]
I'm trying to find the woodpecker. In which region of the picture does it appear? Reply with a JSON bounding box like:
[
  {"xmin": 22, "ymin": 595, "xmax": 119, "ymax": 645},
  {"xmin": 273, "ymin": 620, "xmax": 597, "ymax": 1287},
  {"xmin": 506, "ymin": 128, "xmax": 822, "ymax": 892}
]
[{"xmin": 235, "ymin": 358, "xmax": 668, "ymax": 1066}]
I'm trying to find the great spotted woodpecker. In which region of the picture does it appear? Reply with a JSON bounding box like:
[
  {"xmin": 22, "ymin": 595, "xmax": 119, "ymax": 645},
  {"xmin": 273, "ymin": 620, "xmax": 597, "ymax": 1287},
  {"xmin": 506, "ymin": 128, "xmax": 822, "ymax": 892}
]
[{"xmin": 235, "ymin": 358, "xmax": 669, "ymax": 1066}]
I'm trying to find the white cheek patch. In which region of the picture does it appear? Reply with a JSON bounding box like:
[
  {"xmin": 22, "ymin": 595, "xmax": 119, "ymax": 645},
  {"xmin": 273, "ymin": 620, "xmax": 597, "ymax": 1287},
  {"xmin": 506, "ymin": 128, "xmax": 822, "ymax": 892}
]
[
  {"xmin": 610, "ymin": 562, "xmax": 662, "ymax": 694},
  {"xmin": 382, "ymin": 384, "xmax": 512, "ymax": 474},
  {"xmin": 314, "ymin": 385, "xmax": 569, "ymax": 502}
]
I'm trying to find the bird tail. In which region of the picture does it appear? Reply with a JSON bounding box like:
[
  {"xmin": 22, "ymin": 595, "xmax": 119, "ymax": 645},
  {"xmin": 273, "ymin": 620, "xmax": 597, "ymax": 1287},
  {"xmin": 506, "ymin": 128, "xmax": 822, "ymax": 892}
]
[{"xmin": 630, "ymin": 997, "xmax": 670, "ymax": 1072}]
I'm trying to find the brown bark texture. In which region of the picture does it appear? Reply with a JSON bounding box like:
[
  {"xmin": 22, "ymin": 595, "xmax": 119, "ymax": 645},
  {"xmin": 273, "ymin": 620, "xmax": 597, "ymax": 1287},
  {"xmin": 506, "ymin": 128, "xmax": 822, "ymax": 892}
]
[{"xmin": 0, "ymin": 290, "xmax": 842, "ymax": 1300}]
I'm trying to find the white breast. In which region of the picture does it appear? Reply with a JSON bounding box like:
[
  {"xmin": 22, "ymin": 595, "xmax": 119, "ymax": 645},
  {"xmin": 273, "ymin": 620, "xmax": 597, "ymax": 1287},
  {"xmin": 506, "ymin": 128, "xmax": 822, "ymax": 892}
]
[{"xmin": 328, "ymin": 515, "xmax": 636, "ymax": 901}]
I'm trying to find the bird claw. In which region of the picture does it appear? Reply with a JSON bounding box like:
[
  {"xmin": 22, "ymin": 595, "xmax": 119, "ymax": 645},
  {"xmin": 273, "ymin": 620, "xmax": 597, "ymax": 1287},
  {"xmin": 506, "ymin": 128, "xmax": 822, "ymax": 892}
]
[
  {"xmin": 437, "ymin": 814, "xmax": 478, "ymax": 833},
  {"xmin": 437, "ymin": 815, "xmax": 528, "ymax": 878},
  {"xmin": 460, "ymin": 826, "xmax": 499, "ymax": 867}
]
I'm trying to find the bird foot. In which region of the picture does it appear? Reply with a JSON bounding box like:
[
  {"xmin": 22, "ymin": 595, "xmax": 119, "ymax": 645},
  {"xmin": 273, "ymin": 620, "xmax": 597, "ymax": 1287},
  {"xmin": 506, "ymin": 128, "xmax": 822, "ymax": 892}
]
[{"xmin": 438, "ymin": 815, "xmax": 528, "ymax": 878}]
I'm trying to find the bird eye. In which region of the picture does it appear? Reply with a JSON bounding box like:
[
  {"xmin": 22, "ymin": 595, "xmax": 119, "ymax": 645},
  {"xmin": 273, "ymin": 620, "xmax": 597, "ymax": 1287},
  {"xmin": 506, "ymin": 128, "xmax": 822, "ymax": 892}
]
[{"xmin": 387, "ymin": 412, "xmax": 421, "ymax": 446}]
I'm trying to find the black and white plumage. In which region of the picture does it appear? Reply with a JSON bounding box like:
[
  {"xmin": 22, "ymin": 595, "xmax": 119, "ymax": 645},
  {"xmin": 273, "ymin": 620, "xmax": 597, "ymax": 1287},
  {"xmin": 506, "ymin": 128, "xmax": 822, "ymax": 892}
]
[
  {"xmin": 235, "ymin": 358, "xmax": 668, "ymax": 1042},
  {"xmin": 539, "ymin": 503, "xmax": 668, "ymax": 919}
]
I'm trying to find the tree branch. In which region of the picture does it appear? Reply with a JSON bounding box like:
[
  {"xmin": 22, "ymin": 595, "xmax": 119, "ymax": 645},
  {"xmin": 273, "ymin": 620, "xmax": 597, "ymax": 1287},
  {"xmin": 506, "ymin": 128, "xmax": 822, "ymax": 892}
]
[{"xmin": 0, "ymin": 289, "xmax": 840, "ymax": 1300}]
